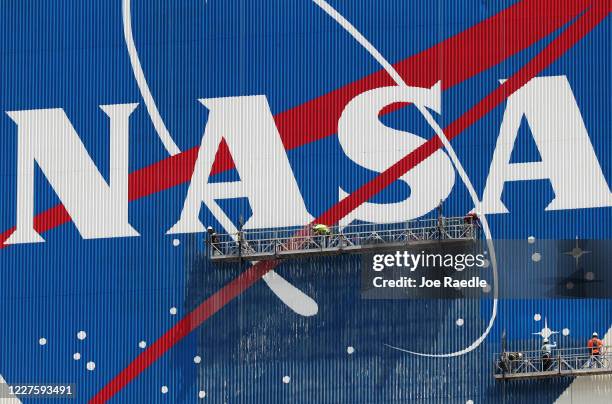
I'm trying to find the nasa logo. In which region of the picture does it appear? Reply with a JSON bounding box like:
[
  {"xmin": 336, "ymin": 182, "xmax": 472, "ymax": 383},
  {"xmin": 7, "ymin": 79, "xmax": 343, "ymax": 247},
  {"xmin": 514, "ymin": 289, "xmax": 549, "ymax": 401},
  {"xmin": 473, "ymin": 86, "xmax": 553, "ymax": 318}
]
[
  {"xmin": 3, "ymin": 76, "xmax": 611, "ymax": 245},
  {"xmin": 1, "ymin": 1, "xmax": 608, "ymax": 403}
]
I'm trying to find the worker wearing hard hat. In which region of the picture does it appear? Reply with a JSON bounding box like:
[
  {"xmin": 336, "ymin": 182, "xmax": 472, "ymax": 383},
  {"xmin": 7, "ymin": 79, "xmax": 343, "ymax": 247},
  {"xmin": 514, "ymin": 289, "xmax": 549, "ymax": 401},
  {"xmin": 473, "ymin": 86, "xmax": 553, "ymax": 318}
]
[
  {"xmin": 312, "ymin": 224, "xmax": 331, "ymax": 235},
  {"xmin": 207, "ymin": 226, "xmax": 218, "ymax": 242},
  {"xmin": 207, "ymin": 226, "xmax": 219, "ymax": 255},
  {"xmin": 588, "ymin": 332, "xmax": 603, "ymax": 356},
  {"xmin": 312, "ymin": 223, "xmax": 331, "ymax": 248},
  {"xmin": 463, "ymin": 211, "xmax": 481, "ymax": 227},
  {"xmin": 541, "ymin": 337, "xmax": 556, "ymax": 371}
]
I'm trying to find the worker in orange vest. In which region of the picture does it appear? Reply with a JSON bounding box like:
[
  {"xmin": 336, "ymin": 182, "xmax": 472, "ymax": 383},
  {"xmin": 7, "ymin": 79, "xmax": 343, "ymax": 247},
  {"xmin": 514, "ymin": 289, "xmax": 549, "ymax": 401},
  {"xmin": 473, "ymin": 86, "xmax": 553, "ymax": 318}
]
[{"xmin": 587, "ymin": 332, "xmax": 603, "ymax": 356}]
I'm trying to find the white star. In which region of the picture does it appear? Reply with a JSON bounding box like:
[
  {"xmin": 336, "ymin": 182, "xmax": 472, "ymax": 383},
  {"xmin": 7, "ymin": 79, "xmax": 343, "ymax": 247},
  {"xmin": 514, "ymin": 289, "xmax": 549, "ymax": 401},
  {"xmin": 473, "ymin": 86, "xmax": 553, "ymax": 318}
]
[
  {"xmin": 532, "ymin": 317, "xmax": 559, "ymax": 339},
  {"xmin": 563, "ymin": 237, "xmax": 590, "ymax": 267}
]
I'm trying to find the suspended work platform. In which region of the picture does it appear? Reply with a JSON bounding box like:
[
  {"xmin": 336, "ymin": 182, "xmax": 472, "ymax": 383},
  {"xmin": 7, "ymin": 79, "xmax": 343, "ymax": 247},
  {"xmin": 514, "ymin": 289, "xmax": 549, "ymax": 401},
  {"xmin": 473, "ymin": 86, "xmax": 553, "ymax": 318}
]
[
  {"xmin": 494, "ymin": 347, "xmax": 612, "ymax": 381},
  {"xmin": 207, "ymin": 217, "xmax": 480, "ymax": 262}
]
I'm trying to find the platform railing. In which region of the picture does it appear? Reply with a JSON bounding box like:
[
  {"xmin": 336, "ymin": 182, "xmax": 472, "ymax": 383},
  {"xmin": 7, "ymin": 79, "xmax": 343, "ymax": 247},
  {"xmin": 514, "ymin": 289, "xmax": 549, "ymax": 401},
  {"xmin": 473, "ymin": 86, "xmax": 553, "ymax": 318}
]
[
  {"xmin": 207, "ymin": 217, "xmax": 480, "ymax": 262},
  {"xmin": 494, "ymin": 346, "xmax": 612, "ymax": 380}
]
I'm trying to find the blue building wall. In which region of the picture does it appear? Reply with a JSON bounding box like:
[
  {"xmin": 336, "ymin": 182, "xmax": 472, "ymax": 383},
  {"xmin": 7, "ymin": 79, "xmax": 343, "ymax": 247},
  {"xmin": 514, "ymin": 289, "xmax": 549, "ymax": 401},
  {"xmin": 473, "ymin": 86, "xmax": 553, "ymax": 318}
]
[{"xmin": 0, "ymin": 1, "xmax": 610, "ymax": 402}]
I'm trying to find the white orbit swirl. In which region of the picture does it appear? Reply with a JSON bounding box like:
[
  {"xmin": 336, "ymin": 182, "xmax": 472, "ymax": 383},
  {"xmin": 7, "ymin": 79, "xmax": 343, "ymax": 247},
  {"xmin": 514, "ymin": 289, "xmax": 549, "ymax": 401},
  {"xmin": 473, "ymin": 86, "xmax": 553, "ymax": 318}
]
[{"xmin": 313, "ymin": 0, "xmax": 498, "ymax": 357}]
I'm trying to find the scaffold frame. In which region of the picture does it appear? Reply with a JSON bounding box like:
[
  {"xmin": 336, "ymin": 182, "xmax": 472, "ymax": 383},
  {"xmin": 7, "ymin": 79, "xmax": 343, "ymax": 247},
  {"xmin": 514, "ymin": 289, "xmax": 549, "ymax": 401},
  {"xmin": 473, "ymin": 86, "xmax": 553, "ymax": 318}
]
[
  {"xmin": 207, "ymin": 217, "xmax": 480, "ymax": 262},
  {"xmin": 494, "ymin": 347, "xmax": 612, "ymax": 381}
]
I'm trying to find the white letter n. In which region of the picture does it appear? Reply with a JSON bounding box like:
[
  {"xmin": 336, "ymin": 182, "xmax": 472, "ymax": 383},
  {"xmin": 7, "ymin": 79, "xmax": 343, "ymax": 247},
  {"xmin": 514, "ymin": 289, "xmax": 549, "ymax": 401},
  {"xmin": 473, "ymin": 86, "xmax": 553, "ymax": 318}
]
[{"xmin": 5, "ymin": 104, "xmax": 139, "ymax": 244}]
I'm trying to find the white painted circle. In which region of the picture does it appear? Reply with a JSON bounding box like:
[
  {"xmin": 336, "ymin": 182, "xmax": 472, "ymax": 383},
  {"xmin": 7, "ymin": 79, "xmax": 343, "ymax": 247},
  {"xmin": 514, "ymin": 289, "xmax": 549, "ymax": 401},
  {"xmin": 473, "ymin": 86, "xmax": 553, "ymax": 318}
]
[
  {"xmin": 170, "ymin": 307, "xmax": 178, "ymax": 315},
  {"xmin": 534, "ymin": 314, "xmax": 541, "ymax": 321},
  {"xmin": 73, "ymin": 352, "xmax": 81, "ymax": 360},
  {"xmin": 86, "ymin": 361, "xmax": 96, "ymax": 371},
  {"xmin": 194, "ymin": 355, "xmax": 202, "ymax": 364},
  {"xmin": 482, "ymin": 283, "xmax": 491, "ymax": 293},
  {"xmin": 566, "ymin": 281, "xmax": 574, "ymax": 290},
  {"xmin": 161, "ymin": 386, "xmax": 168, "ymax": 394},
  {"xmin": 77, "ymin": 331, "xmax": 87, "ymax": 340},
  {"xmin": 482, "ymin": 259, "xmax": 490, "ymax": 268},
  {"xmin": 282, "ymin": 376, "xmax": 291, "ymax": 384},
  {"xmin": 585, "ymin": 272, "xmax": 595, "ymax": 281},
  {"xmin": 198, "ymin": 390, "xmax": 207, "ymax": 399},
  {"xmin": 347, "ymin": 346, "xmax": 355, "ymax": 354},
  {"xmin": 139, "ymin": 341, "xmax": 147, "ymax": 349},
  {"xmin": 172, "ymin": 238, "xmax": 180, "ymax": 247},
  {"xmin": 531, "ymin": 252, "xmax": 541, "ymax": 262},
  {"xmin": 528, "ymin": 236, "xmax": 536, "ymax": 244},
  {"xmin": 467, "ymin": 400, "xmax": 474, "ymax": 404},
  {"xmin": 456, "ymin": 318, "xmax": 464, "ymax": 327},
  {"xmin": 39, "ymin": 337, "xmax": 47, "ymax": 346},
  {"xmin": 562, "ymin": 328, "xmax": 570, "ymax": 336}
]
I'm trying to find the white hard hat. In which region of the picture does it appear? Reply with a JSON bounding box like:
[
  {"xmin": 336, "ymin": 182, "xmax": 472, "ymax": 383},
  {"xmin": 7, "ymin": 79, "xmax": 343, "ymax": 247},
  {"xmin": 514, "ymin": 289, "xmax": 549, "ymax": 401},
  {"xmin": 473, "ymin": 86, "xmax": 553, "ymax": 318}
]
[
  {"xmin": 543, "ymin": 338, "xmax": 549, "ymax": 343},
  {"xmin": 207, "ymin": 226, "xmax": 213, "ymax": 231},
  {"xmin": 593, "ymin": 332, "xmax": 599, "ymax": 337}
]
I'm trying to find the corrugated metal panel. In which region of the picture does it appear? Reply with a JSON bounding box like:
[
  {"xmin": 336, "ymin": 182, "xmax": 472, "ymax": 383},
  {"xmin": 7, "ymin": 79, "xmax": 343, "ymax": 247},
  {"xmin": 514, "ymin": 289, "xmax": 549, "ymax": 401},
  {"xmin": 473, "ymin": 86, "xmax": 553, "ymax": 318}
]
[{"xmin": 0, "ymin": 0, "xmax": 610, "ymax": 402}]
